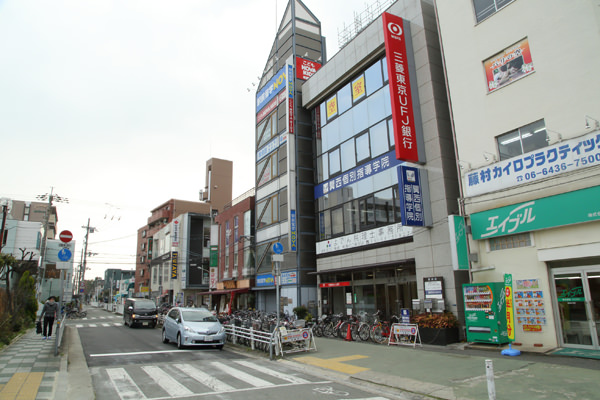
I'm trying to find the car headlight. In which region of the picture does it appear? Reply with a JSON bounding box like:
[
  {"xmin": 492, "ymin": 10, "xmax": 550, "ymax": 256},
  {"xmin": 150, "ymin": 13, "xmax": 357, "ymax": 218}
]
[
  {"xmin": 218, "ymin": 326, "xmax": 226, "ymax": 334},
  {"xmin": 184, "ymin": 325, "xmax": 193, "ymax": 332},
  {"xmin": 132, "ymin": 314, "xmax": 137, "ymax": 319}
]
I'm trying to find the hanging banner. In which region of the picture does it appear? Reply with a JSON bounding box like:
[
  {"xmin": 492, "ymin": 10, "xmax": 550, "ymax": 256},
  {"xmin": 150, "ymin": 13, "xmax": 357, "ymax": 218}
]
[
  {"xmin": 505, "ymin": 274, "xmax": 515, "ymax": 341},
  {"xmin": 296, "ymin": 56, "xmax": 321, "ymax": 80},
  {"xmin": 397, "ymin": 165, "xmax": 432, "ymax": 227},
  {"xmin": 171, "ymin": 251, "xmax": 178, "ymax": 279}
]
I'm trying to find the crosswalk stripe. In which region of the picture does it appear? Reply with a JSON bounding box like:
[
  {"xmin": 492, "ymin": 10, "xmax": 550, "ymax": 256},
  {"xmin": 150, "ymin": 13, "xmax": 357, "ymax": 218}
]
[
  {"xmin": 75, "ymin": 324, "xmax": 83, "ymax": 328},
  {"xmin": 141, "ymin": 366, "xmax": 194, "ymax": 397},
  {"xmin": 106, "ymin": 368, "xmax": 147, "ymax": 400},
  {"xmin": 211, "ymin": 361, "xmax": 274, "ymax": 387},
  {"xmin": 172, "ymin": 364, "xmax": 235, "ymax": 392},
  {"xmin": 89, "ymin": 324, "xmax": 97, "ymax": 327},
  {"xmin": 233, "ymin": 360, "xmax": 309, "ymax": 384},
  {"xmin": 102, "ymin": 323, "xmax": 110, "ymax": 327}
]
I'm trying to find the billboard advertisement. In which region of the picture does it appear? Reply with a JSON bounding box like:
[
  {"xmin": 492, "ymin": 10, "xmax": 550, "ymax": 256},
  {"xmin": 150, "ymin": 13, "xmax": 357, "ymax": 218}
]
[
  {"xmin": 485, "ymin": 38, "xmax": 534, "ymax": 93},
  {"xmin": 383, "ymin": 12, "xmax": 422, "ymax": 163},
  {"xmin": 296, "ymin": 57, "xmax": 321, "ymax": 80},
  {"xmin": 256, "ymin": 66, "xmax": 287, "ymax": 112}
]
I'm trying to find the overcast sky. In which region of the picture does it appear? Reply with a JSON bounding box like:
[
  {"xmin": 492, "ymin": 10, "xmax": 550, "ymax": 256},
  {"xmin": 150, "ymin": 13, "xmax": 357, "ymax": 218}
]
[{"xmin": 0, "ymin": 0, "xmax": 391, "ymax": 280}]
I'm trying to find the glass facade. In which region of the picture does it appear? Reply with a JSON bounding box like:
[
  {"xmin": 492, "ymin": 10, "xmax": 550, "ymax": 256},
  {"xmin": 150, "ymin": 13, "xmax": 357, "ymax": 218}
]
[{"xmin": 315, "ymin": 57, "xmax": 406, "ymax": 240}]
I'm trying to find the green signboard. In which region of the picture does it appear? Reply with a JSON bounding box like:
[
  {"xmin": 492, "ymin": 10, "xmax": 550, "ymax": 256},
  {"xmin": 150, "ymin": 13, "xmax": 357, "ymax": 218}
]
[
  {"xmin": 471, "ymin": 186, "xmax": 600, "ymax": 240},
  {"xmin": 210, "ymin": 245, "xmax": 218, "ymax": 267},
  {"xmin": 449, "ymin": 215, "xmax": 469, "ymax": 270}
]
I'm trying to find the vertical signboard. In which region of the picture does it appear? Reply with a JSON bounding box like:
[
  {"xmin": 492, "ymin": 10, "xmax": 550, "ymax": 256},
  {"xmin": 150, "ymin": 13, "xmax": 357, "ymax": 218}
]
[
  {"xmin": 448, "ymin": 215, "xmax": 470, "ymax": 270},
  {"xmin": 290, "ymin": 210, "xmax": 297, "ymax": 251},
  {"xmin": 287, "ymin": 64, "xmax": 294, "ymax": 134},
  {"xmin": 383, "ymin": 12, "xmax": 421, "ymax": 163},
  {"xmin": 397, "ymin": 165, "xmax": 432, "ymax": 227},
  {"xmin": 172, "ymin": 218, "xmax": 180, "ymax": 248},
  {"xmin": 505, "ymin": 274, "xmax": 515, "ymax": 341},
  {"xmin": 171, "ymin": 251, "xmax": 178, "ymax": 279}
]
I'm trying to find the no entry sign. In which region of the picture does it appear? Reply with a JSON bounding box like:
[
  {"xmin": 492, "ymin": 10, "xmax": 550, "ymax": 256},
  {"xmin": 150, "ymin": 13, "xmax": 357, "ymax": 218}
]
[{"xmin": 59, "ymin": 230, "xmax": 73, "ymax": 243}]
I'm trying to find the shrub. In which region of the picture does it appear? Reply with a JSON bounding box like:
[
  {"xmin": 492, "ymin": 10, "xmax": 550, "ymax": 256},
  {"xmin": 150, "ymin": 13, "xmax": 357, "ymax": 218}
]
[
  {"xmin": 412, "ymin": 312, "xmax": 459, "ymax": 328},
  {"xmin": 293, "ymin": 305, "xmax": 308, "ymax": 320}
]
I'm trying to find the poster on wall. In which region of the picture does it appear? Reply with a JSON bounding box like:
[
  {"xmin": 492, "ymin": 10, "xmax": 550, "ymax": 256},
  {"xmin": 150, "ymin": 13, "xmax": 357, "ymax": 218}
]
[
  {"xmin": 484, "ymin": 37, "xmax": 534, "ymax": 93},
  {"xmin": 514, "ymin": 279, "xmax": 546, "ymax": 332},
  {"xmin": 296, "ymin": 56, "xmax": 321, "ymax": 80}
]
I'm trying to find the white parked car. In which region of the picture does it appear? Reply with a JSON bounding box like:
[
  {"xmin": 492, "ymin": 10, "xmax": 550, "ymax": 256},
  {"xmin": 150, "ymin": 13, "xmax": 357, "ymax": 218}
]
[{"xmin": 161, "ymin": 307, "xmax": 225, "ymax": 350}]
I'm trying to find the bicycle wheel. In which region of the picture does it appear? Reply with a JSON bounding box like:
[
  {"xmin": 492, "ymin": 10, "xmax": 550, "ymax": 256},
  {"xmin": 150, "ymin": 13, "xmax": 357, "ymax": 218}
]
[
  {"xmin": 338, "ymin": 321, "xmax": 349, "ymax": 339},
  {"xmin": 358, "ymin": 323, "xmax": 370, "ymax": 341},
  {"xmin": 372, "ymin": 325, "xmax": 386, "ymax": 344},
  {"xmin": 323, "ymin": 322, "xmax": 334, "ymax": 337},
  {"xmin": 351, "ymin": 324, "xmax": 360, "ymax": 341},
  {"xmin": 312, "ymin": 324, "xmax": 323, "ymax": 337}
]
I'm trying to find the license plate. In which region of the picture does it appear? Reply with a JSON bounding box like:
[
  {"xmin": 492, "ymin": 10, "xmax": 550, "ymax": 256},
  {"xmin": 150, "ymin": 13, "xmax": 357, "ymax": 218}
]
[
  {"xmin": 143, "ymin": 322, "xmax": 149, "ymax": 326},
  {"xmin": 205, "ymin": 336, "xmax": 213, "ymax": 342}
]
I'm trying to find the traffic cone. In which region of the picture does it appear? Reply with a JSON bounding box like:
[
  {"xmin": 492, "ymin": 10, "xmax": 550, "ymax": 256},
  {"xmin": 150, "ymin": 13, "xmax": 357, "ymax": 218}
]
[{"xmin": 345, "ymin": 324, "xmax": 353, "ymax": 341}]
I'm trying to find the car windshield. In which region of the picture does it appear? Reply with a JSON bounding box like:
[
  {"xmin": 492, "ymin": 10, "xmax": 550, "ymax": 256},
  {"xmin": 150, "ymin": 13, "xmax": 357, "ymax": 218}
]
[
  {"xmin": 182, "ymin": 310, "xmax": 217, "ymax": 323},
  {"xmin": 135, "ymin": 301, "xmax": 156, "ymax": 309}
]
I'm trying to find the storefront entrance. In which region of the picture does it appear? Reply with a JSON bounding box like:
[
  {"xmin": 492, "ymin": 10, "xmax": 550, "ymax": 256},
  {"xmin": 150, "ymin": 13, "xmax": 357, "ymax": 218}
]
[{"xmin": 551, "ymin": 266, "xmax": 600, "ymax": 349}]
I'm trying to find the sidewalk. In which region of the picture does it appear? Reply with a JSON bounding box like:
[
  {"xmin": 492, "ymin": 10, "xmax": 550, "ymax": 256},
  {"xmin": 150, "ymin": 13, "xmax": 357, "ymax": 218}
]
[
  {"xmin": 0, "ymin": 330, "xmax": 61, "ymax": 400},
  {"xmin": 282, "ymin": 337, "xmax": 600, "ymax": 400}
]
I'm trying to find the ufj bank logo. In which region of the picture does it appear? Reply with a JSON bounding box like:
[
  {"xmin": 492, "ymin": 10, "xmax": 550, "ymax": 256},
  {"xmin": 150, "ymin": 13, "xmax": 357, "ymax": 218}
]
[{"xmin": 387, "ymin": 21, "xmax": 403, "ymax": 40}]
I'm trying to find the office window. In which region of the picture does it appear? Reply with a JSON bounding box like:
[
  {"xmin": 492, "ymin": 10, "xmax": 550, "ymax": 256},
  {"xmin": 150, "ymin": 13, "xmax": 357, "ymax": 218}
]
[
  {"xmin": 331, "ymin": 207, "xmax": 344, "ymax": 236},
  {"xmin": 473, "ymin": 0, "xmax": 514, "ymax": 23},
  {"xmin": 329, "ymin": 148, "xmax": 341, "ymax": 175},
  {"xmin": 257, "ymin": 194, "xmax": 278, "ymax": 228},
  {"xmin": 355, "ymin": 132, "xmax": 370, "ymax": 162},
  {"xmin": 497, "ymin": 119, "xmax": 547, "ymax": 160}
]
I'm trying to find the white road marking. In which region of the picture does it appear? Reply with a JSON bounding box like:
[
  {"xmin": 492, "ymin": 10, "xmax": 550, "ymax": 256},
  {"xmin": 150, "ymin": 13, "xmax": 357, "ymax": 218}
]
[
  {"xmin": 141, "ymin": 366, "xmax": 194, "ymax": 397},
  {"xmin": 210, "ymin": 361, "xmax": 274, "ymax": 387},
  {"xmin": 172, "ymin": 363, "xmax": 235, "ymax": 392},
  {"xmin": 90, "ymin": 349, "xmax": 197, "ymax": 357},
  {"xmin": 233, "ymin": 360, "xmax": 309, "ymax": 384},
  {"xmin": 106, "ymin": 367, "xmax": 147, "ymax": 400}
]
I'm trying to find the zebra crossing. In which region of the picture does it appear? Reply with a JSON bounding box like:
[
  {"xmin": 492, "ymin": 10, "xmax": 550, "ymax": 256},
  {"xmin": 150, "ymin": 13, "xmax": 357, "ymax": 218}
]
[
  {"xmin": 70, "ymin": 316, "xmax": 123, "ymax": 328},
  {"xmin": 91, "ymin": 359, "xmax": 392, "ymax": 400}
]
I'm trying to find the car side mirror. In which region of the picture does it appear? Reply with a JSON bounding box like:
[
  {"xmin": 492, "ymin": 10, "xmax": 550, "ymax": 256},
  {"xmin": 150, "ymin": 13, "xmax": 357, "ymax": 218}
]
[{"xmin": 176, "ymin": 318, "xmax": 182, "ymax": 324}]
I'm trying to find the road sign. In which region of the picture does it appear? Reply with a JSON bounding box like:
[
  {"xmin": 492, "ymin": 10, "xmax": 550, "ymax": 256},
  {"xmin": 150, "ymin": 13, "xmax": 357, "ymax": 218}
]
[
  {"xmin": 272, "ymin": 242, "xmax": 283, "ymax": 254},
  {"xmin": 59, "ymin": 230, "xmax": 73, "ymax": 243},
  {"xmin": 58, "ymin": 248, "xmax": 72, "ymax": 262}
]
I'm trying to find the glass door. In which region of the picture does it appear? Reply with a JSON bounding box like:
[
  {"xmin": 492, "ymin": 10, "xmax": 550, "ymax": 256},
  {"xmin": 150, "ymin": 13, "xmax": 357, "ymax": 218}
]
[{"xmin": 552, "ymin": 268, "xmax": 600, "ymax": 348}]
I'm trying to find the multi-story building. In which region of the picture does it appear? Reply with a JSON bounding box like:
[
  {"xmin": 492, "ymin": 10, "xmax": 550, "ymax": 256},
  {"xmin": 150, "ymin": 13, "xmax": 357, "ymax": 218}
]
[
  {"xmin": 436, "ymin": 0, "xmax": 600, "ymax": 350},
  {"xmin": 301, "ymin": 0, "xmax": 463, "ymax": 321},
  {"xmin": 135, "ymin": 158, "xmax": 233, "ymax": 299},
  {"xmin": 213, "ymin": 189, "xmax": 255, "ymax": 313},
  {"xmin": 253, "ymin": 0, "xmax": 325, "ymax": 315}
]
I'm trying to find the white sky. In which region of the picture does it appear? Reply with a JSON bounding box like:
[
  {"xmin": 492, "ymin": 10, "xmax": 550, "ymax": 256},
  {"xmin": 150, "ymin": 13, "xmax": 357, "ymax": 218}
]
[{"xmin": 0, "ymin": 0, "xmax": 387, "ymax": 280}]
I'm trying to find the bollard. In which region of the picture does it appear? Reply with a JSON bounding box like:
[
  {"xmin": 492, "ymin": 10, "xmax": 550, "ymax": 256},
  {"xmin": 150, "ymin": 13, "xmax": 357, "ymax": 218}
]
[
  {"xmin": 485, "ymin": 359, "xmax": 496, "ymax": 400},
  {"xmin": 250, "ymin": 327, "xmax": 255, "ymax": 351}
]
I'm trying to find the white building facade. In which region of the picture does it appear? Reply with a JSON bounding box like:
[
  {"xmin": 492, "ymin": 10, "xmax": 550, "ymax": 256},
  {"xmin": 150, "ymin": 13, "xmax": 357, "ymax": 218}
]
[{"xmin": 436, "ymin": 0, "xmax": 600, "ymax": 350}]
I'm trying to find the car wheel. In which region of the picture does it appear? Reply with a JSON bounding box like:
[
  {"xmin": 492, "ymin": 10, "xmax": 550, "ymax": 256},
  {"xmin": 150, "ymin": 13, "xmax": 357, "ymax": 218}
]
[
  {"xmin": 128, "ymin": 321, "xmax": 135, "ymax": 328},
  {"xmin": 177, "ymin": 334, "xmax": 185, "ymax": 349},
  {"xmin": 162, "ymin": 329, "xmax": 169, "ymax": 344}
]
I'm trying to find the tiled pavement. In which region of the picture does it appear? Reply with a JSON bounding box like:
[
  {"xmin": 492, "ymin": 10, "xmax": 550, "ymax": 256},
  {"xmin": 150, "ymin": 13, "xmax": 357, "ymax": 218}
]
[{"xmin": 0, "ymin": 330, "xmax": 60, "ymax": 400}]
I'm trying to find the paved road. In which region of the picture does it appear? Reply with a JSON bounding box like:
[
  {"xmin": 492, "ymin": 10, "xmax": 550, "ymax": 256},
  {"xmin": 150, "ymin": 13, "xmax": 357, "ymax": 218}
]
[{"xmin": 76, "ymin": 308, "xmax": 417, "ymax": 400}]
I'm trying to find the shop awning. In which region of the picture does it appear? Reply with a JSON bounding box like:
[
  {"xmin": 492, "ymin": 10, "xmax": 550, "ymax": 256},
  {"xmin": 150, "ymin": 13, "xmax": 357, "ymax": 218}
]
[{"xmin": 196, "ymin": 288, "xmax": 249, "ymax": 296}]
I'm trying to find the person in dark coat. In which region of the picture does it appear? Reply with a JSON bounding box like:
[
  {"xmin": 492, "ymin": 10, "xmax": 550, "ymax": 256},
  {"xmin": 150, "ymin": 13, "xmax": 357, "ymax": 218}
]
[{"xmin": 39, "ymin": 296, "xmax": 59, "ymax": 339}]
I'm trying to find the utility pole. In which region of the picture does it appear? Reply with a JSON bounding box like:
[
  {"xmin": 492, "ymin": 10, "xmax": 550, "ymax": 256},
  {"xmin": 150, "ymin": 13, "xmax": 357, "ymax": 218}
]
[
  {"xmin": 75, "ymin": 219, "xmax": 95, "ymax": 298},
  {"xmin": 0, "ymin": 203, "xmax": 8, "ymax": 251},
  {"xmin": 36, "ymin": 188, "xmax": 68, "ymax": 301}
]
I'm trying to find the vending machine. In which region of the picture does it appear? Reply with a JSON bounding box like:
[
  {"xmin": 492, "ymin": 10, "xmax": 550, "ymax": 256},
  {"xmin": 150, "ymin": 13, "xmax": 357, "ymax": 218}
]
[{"xmin": 463, "ymin": 282, "xmax": 509, "ymax": 344}]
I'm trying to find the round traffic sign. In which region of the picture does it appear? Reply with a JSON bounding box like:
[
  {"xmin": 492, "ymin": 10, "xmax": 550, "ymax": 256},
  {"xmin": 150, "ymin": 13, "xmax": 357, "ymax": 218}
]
[
  {"xmin": 58, "ymin": 248, "xmax": 72, "ymax": 262},
  {"xmin": 59, "ymin": 230, "xmax": 73, "ymax": 243},
  {"xmin": 272, "ymin": 242, "xmax": 283, "ymax": 254}
]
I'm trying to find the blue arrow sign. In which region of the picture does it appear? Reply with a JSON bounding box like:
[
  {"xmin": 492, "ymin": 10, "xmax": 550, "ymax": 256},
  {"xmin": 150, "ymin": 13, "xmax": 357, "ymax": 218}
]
[
  {"xmin": 272, "ymin": 242, "xmax": 283, "ymax": 254},
  {"xmin": 58, "ymin": 248, "xmax": 72, "ymax": 262}
]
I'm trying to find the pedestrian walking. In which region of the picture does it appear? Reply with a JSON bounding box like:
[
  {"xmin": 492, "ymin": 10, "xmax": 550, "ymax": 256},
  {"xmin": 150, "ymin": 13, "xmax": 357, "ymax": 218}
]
[{"xmin": 39, "ymin": 296, "xmax": 59, "ymax": 340}]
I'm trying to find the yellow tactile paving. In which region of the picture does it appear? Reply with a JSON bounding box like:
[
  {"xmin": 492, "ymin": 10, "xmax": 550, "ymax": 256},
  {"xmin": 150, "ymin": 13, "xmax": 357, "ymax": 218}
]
[
  {"xmin": 295, "ymin": 354, "xmax": 370, "ymax": 374},
  {"xmin": 0, "ymin": 372, "xmax": 44, "ymax": 400}
]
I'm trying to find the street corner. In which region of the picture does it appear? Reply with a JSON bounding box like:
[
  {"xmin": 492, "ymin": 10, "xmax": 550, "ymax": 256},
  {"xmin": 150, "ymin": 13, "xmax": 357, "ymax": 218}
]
[{"xmin": 293, "ymin": 354, "xmax": 371, "ymax": 374}]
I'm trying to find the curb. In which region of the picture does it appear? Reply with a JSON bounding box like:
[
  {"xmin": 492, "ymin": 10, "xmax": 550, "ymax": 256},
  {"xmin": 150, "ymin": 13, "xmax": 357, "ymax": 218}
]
[{"xmin": 63, "ymin": 325, "xmax": 95, "ymax": 399}]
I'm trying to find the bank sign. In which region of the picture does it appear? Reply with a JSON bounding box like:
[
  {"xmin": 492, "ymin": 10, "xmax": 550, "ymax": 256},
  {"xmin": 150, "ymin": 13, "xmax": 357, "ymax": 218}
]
[
  {"xmin": 465, "ymin": 131, "xmax": 600, "ymax": 197},
  {"xmin": 471, "ymin": 185, "xmax": 600, "ymax": 239}
]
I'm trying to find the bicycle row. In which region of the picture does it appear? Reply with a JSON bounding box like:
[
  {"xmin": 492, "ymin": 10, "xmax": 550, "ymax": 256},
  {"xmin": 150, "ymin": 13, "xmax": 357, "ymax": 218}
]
[{"xmin": 312, "ymin": 310, "xmax": 399, "ymax": 344}]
